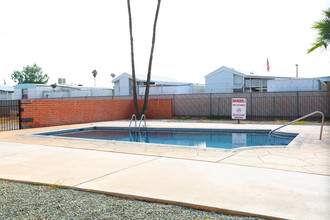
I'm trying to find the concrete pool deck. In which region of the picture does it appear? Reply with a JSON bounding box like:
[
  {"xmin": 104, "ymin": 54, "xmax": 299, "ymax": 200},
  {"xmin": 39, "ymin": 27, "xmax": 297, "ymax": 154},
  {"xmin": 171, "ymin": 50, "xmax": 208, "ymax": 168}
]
[{"xmin": 0, "ymin": 120, "xmax": 329, "ymax": 219}]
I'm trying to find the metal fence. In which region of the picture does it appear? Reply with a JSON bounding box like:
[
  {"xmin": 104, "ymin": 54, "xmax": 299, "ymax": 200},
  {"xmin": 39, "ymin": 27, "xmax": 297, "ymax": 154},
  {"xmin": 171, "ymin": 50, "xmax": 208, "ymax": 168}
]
[
  {"xmin": 0, "ymin": 100, "xmax": 20, "ymax": 131},
  {"xmin": 170, "ymin": 91, "xmax": 329, "ymax": 120}
]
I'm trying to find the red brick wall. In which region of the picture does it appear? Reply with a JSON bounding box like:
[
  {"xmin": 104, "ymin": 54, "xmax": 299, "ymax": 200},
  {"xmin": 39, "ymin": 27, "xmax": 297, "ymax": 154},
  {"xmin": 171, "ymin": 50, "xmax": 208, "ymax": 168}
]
[
  {"xmin": 137, "ymin": 99, "xmax": 172, "ymax": 119},
  {"xmin": 20, "ymin": 99, "xmax": 172, "ymax": 128}
]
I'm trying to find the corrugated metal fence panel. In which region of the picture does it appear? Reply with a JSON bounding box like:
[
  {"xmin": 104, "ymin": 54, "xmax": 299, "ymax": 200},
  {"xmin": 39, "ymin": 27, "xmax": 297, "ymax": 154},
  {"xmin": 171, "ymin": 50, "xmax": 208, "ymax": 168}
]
[
  {"xmin": 274, "ymin": 95, "xmax": 298, "ymax": 118},
  {"xmin": 171, "ymin": 91, "xmax": 329, "ymax": 119},
  {"xmin": 173, "ymin": 94, "xmax": 210, "ymax": 116},
  {"xmin": 298, "ymin": 92, "xmax": 329, "ymax": 117},
  {"xmin": 0, "ymin": 100, "xmax": 20, "ymax": 131},
  {"xmin": 252, "ymin": 97, "xmax": 273, "ymax": 117},
  {"xmin": 211, "ymin": 97, "xmax": 231, "ymax": 116}
]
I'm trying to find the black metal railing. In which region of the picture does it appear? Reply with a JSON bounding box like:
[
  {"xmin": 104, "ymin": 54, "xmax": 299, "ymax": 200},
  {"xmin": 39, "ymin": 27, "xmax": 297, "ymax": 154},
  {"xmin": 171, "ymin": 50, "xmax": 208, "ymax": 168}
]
[{"xmin": 0, "ymin": 100, "xmax": 20, "ymax": 131}]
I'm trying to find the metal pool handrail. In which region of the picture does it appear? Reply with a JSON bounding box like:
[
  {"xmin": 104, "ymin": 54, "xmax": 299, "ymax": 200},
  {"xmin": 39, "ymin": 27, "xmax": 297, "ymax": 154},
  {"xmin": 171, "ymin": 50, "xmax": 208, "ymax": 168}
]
[
  {"xmin": 129, "ymin": 114, "xmax": 137, "ymax": 130},
  {"xmin": 139, "ymin": 114, "xmax": 147, "ymax": 130},
  {"xmin": 269, "ymin": 111, "xmax": 324, "ymax": 140}
]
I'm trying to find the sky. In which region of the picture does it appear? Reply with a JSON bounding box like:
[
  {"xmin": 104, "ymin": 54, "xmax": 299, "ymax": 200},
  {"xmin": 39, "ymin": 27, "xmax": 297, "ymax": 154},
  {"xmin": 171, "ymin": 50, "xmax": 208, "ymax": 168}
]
[{"xmin": 0, "ymin": 0, "xmax": 329, "ymax": 87}]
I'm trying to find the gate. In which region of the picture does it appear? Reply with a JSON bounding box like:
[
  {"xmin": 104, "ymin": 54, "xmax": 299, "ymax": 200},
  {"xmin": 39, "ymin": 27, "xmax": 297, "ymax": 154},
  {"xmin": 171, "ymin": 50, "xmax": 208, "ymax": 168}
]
[{"xmin": 0, "ymin": 100, "xmax": 20, "ymax": 131}]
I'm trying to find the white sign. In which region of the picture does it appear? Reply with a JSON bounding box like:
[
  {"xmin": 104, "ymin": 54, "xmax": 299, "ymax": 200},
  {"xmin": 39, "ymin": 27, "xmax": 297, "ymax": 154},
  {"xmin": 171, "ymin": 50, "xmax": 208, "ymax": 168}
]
[{"xmin": 232, "ymin": 98, "xmax": 246, "ymax": 119}]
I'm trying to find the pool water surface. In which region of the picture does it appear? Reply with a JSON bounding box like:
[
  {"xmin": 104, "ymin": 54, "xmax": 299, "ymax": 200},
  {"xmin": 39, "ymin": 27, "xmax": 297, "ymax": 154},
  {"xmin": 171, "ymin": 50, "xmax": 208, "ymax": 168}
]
[{"xmin": 42, "ymin": 127, "xmax": 298, "ymax": 149}]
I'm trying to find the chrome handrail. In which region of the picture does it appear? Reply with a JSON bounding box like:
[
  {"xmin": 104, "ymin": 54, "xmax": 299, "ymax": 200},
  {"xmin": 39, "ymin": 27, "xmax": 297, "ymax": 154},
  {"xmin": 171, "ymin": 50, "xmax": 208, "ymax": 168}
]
[
  {"xmin": 139, "ymin": 129, "xmax": 146, "ymax": 140},
  {"xmin": 139, "ymin": 114, "xmax": 147, "ymax": 131},
  {"xmin": 128, "ymin": 129, "xmax": 134, "ymax": 140},
  {"xmin": 129, "ymin": 114, "xmax": 137, "ymax": 130},
  {"xmin": 269, "ymin": 111, "xmax": 324, "ymax": 140}
]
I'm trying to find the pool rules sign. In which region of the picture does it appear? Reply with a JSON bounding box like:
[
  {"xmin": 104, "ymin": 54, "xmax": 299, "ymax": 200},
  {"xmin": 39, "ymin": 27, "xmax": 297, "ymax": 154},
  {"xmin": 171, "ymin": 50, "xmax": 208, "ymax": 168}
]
[{"xmin": 232, "ymin": 98, "xmax": 246, "ymax": 120}]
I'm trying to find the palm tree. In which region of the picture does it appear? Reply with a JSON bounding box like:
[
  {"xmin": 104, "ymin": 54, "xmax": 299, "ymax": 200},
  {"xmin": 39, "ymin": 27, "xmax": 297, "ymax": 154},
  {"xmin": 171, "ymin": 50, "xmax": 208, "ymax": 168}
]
[
  {"xmin": 307, "ymin": 8, "xmax": 330, "ymax": 53},
  {"xmin": 141, "ymin": 0, "xmax": 161, "ymax": 116},
  {"xmin": 127, "ymin": 0, "xmax": 162, "ymax": 118},
  {"xmin": 92, "ymin": 70, "xmax": 97, "ymax": 87},
  {"xmin": 127, "ymin": 0, "xmax": 140, "ymax": 118}
]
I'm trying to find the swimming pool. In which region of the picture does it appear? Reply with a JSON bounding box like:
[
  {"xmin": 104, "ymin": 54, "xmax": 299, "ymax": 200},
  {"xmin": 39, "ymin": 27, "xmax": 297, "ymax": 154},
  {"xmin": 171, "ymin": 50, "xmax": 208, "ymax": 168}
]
[{"xmin": 38, "ymin": 127, "xmax": 298, "ymax": 150}]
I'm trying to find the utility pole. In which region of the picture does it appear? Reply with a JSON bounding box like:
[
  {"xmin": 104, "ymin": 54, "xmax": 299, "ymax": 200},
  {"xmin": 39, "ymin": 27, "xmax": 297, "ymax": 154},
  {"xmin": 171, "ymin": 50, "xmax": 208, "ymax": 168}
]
[{"xmin": 295, "ymin": 64, "xmax": 298, "ymax": 78}]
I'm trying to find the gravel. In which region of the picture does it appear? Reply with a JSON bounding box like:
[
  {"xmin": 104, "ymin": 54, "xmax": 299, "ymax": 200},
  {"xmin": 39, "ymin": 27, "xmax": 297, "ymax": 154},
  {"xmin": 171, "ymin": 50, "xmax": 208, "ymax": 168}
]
[{"xmin": 0, "ymin": 180, "xmax": 267, "ymax": 220}]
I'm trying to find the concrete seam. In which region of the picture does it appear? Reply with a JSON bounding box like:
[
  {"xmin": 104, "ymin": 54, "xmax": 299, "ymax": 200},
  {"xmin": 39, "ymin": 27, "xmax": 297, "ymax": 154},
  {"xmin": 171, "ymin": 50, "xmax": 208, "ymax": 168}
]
[
  {"xmin": 215, "ymin": 153, "xmax": 237, "ymax": 163},
  {"xmin": 73, "ymin": 157, "xmax": 160, "ymax": 187},
  {"xmin": 0, "ymin": 148, "xmax": 48, "ymax": 158}
]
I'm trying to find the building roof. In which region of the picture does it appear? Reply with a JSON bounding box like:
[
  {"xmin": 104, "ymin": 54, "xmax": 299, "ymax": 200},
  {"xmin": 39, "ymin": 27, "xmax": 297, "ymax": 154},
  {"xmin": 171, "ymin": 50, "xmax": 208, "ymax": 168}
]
[
  {"xmin": 111, "ymin": 72, "xmax": 186, "ymax": 84},
  {"xmin": 136, "ymin": 74, "xmax": 180, "ymax": 83},
  {"xmin": 60, "ymin": 85, "xmax": 113, "ymax": 91},
  {"xmin": 204, "ymin": 66, "xmax": 246, "ymax": 78},
  {"xmin": 205, "ymin": 66, "xmax": 293, "ymax": 80},
  {"xmin": 111, "ymin": 72, "xmax": 156, "ymax": 83},
  {"xmin": 111, "ymin": 72, "xmax": 133, "ymax": 83},
  {"xmin": 13, "ymin": 83, "xmax": 113, "ymax": 91},
  {"xmin": 139, "ymin": 83, "xmax": 204, "ymax": 88},
  {"xmin": 0, "ymin": 86, "xmax": 14, "ymax": 92},
  {"xmin": 14, "ymin": 83, "xmax": 48, "ymax": 89},
  {"xmin": 316, "ymin": 76, "xmax": 330, "ymax": 82},
  {"xmin": 244, "ymin": 75, "xmax": 278, "ymax": 79}
]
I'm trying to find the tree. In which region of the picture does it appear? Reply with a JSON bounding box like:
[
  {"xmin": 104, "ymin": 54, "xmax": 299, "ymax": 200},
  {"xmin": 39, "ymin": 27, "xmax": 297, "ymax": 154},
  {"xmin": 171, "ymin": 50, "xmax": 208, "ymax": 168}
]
[
  {"xmin": 127, "ymin": 0, "xmax": 162, "ymax": 118},
  {"xmin": 141, "ymin": 0, "xmax": 161, "ymax": 115},
  {"xmin": 92, "ymin": 70, "xmax": 97, "ymax": 87},
  {"xmin": 127, "ymin": 0, "xmax": 139, "ymax": 118},
  {"xmin": 11, "ymin": 63, "xmax": 49, "ymax": 84},
  {"xmin": 307, "ymin": 8, "xmax": 330, "ymax": 53}
]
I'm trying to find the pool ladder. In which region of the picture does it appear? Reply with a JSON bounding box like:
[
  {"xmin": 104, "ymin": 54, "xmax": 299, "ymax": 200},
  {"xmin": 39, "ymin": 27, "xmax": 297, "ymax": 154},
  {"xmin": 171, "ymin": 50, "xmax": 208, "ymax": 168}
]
[
  {"xmin": 129, "ymin": 114, "xmax": 147, "ymax": 131},
  {"xmin": 269, "ymin": 111, "xmax": 324, "ymax": 140}
]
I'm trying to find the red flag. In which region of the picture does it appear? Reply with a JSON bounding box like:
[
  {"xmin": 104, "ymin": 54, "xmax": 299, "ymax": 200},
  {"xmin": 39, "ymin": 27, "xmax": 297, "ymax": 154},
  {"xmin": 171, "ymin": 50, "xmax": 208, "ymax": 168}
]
[{"xmin": 267, "ymin": 58, "xmax": 270, "ymax": 72}]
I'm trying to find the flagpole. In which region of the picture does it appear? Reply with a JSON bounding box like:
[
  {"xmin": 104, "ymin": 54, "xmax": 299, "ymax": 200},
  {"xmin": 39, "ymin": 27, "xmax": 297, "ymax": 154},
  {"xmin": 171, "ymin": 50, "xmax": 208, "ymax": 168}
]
[{"xmin": 266, "ymin": 58, "xmax": 269, "ymax": 76}]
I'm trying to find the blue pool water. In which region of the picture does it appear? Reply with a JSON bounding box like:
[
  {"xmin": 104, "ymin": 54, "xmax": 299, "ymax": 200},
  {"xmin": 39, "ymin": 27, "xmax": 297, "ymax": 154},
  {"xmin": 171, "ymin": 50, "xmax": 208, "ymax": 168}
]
[{"xmin": 40, "ymin": 127, "xmax": 297, "ymax": 149}]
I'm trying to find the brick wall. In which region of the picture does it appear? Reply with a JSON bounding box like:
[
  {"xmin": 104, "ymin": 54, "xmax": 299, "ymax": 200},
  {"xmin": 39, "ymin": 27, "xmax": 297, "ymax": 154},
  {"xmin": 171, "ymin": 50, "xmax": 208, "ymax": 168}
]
[
  {"xmin": 137, "ymin": 99, "xmax": 172, "ymax": 119},
  {"xmin": 20, "ymin": 99, "xmax": 172, "ymax": 128}
]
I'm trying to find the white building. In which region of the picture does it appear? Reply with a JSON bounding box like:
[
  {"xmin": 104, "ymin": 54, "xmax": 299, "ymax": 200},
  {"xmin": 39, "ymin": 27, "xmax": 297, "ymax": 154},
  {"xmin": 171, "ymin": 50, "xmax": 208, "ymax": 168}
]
[
  {"xmin": 205, "ymin": 66, "xmax": 327, "ymax": 93},
  {"xmin": 112, "ymin": 73, "xmax": 205, "ymax": 96},
  {"xmin": 0, "ymin": 86, "xmax": 14, "ymax": 100},
  {"xmin": 14, "ymin": 83, "xmax": 113, "ymax": 99},
  {"xmin": 267, "ymin": 78, "xmax": 327, "ymax": 92},
  {"xmin": 205, "ymin": 66, "xmax": 277, "ymax": 93},
  {"xmin": 317, "ymin": 76, "xmax": 330, "ymax": 90},
  {"xmin": 112, "ymin": 73, "xmax": 143, "ymax": 96}
]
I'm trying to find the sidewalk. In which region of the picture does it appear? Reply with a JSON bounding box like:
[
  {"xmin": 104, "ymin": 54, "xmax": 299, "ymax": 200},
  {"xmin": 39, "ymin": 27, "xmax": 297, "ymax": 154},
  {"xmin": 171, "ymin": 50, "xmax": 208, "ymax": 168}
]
[{"xmin": 0, "ymin": 120, "xmax": 329, "ymax": 219}]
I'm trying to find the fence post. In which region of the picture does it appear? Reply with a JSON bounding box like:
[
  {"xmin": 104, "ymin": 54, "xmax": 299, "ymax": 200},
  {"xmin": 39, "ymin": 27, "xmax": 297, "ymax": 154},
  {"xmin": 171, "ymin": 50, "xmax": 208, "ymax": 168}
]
[
  {"xmin": 172, "ymin": 94, "xmax": 175, "ymax": 117},
  {"xmin": 250, "ymin": 92, "xmax": 253, "ymax": 119},
  {"xmin": 273, "ymin": 96, "xmax": 276, "ymax": 120},
  {"xmin": 296, "ymin": 92, "xmax": 299, "ymax": 118},
  {"xmin": 209, "ymin": 93, "xmax": 212, "ymax": 116},
  {"xmin": 18, "ymin": 100, "xmax": 22, "ymax": 129},
  {"xmin": 0, "ymin": 101, "xmax": 3, "ymax": 130}
]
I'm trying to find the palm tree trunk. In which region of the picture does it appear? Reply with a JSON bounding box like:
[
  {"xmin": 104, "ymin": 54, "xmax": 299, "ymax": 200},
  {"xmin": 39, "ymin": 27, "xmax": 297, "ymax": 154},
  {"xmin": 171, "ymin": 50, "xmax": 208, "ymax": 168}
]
[
  {"xmin": 141, "ymin": 0, "xmax": 161, "ymax": 115},
  {"xmin": 127, "ymin": 0, "xmax": 140, "ymax": 118}
]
